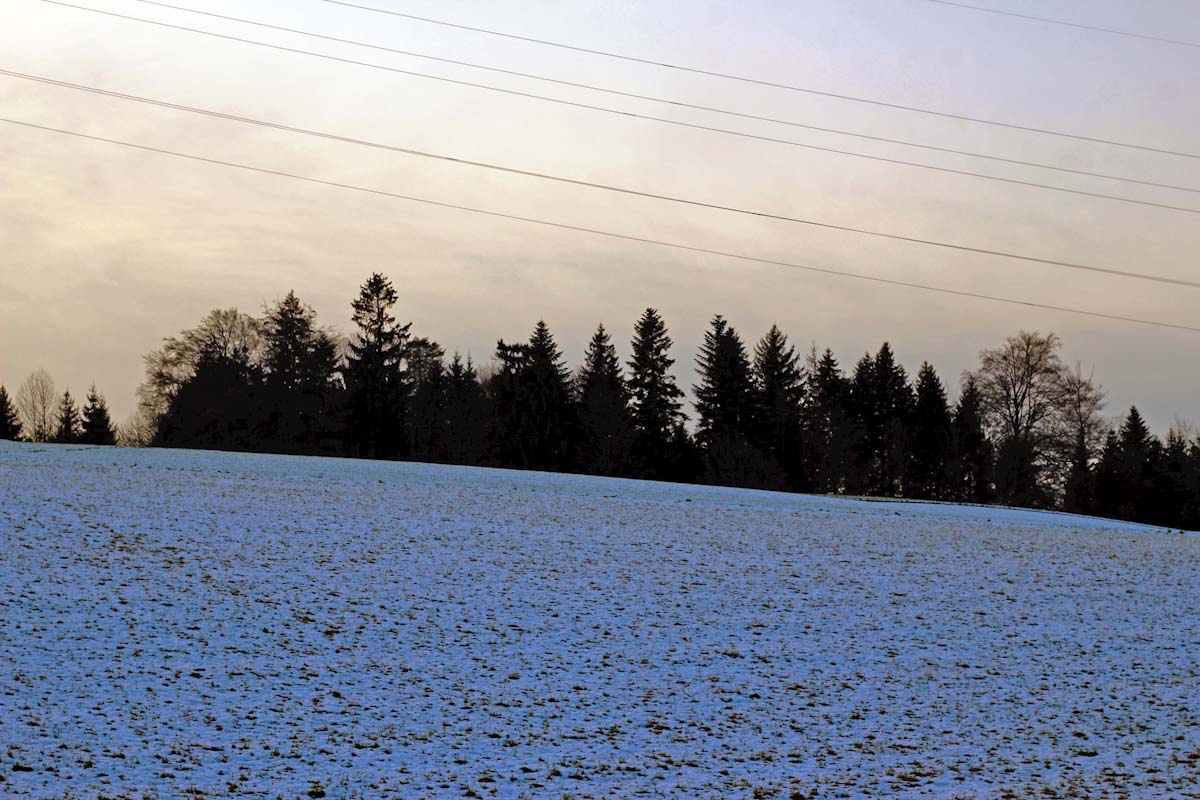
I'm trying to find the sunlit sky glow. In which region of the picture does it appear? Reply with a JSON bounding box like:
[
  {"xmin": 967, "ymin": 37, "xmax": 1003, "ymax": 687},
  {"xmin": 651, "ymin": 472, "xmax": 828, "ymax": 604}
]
[{"xmin": 2, "ymin": 0, "xmax": 1197, "ymax": 427}]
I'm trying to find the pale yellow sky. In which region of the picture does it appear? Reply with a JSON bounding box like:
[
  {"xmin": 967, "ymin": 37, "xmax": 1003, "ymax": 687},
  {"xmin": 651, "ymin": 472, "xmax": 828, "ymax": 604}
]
[{"xmin": 2, "ymin": 0, "xmax": 1198, "ymax": 429}]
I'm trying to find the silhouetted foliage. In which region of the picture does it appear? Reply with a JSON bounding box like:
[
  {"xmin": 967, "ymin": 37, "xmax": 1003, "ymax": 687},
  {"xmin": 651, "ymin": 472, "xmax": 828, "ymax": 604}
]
[
  {"xmin": 54, "ymin": 391, "xmax": 82, "ymax": 444},
  {"xmin": 752, "ymin": 326, "xmax": 805, "ymax": 489},
  {"xmin": 81, "ymin": 386, "xmax": 117, "ymax": 446},
  {"xmin": 627, "ymin": 308, "xmax": 686, "ymax": 480},
  {"xmin": 576, "ymin": 324, "xmax": 633, "ymax": 476},
  {"xmin": 344, "ymin": 274, "xmax": 410, "ymax": 459},
  {"xmin": 0, "ymin": 386, "xmax": 22, "ymax": 441},
  {"xmin": 121, "ymin": 278, "xmax": 1197, "ymax": 530},
  {"xmin": 489, "ymin": 322, "xmax": 577, "ymax": 471},
  {"xmin": 908, "ymin": 363, "xmax": 953, "ymax": 500}
]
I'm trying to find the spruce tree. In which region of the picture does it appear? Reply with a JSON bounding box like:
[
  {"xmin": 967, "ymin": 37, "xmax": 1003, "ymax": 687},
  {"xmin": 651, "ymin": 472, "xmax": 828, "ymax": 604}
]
[
  {"xmin": 1092, "ymin": 430, "xmax": 1124, "ymax": 519},
  {"xmin": 54, "ymin": 390, "xmax": 82, "ymax": 444},
  {"xmin": 627, "ymin": 308, "xmax": 685, "ymax": 479},
  {"xmin": 444, "ymin": 354, "xmax": 487, "ymax": 465},
  {"xmin": 576, "ymin": 324, "xmax": 633, "ymax": 476},
  {"xmin": 0, "ymin": 386, "xmax": 22, "ymax": 441},
  {"xmin": 81, "ymin": 386, "xmax": 117, "ymax": 445},
  {"xmin": 405, "ymin": 337, "xmax": 448, "ymax": 462},
  {"xmin": 344, "ymin": 274, "xmax": 410, "ymax": 459},
  {"xmin": 951, "ymin": 376, "xmax": 993, "ymax": 504},
  {"xmin": 752, "ymin": 325, "xmax": 805, "ymax": 488},
  {"xmin": 261, "ymin": 291, "xmax": 340, "ymax": 453},
  {"xmin": 694, "ymin": 316, "xmax": 780, "ymax": 487},
  {"xmin": 908, "ymin": 363, "xmax": 953, "ymax": 500},
  {"xmin": 490, "ymin": 322, "xmax": 577, "ymax": 470},
  {"xmin": 804, "ymin": 348, "xmax": 853, "ymax": 494},
  {"xmin": 1062, "ymin": 429, "xmax": 1094, "ymax": 514},
  {"xmin": 693, "ymin": 315, "xmax": 755, "ymax": 447}
]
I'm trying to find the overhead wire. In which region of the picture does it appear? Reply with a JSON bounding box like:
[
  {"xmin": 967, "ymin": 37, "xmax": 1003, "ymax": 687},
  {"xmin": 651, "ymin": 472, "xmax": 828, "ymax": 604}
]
[
  {"xmin": 2, "ymin": 116, "xmax": 1196, "ymax": 333},
  {"xmin": 925, "ymin": 0, "xmax": 1200, "ymax": 50},
  {"xmin": 2, "ymin": 70, "xmax": 1196, "ymax": 290},
  {"xmin": 312, "ymin": 0, "xmax": 1200, "ymax": 160},
  {"xmin": 56, "ymin": 0, "xmax": 1200, "ymax": 198}
]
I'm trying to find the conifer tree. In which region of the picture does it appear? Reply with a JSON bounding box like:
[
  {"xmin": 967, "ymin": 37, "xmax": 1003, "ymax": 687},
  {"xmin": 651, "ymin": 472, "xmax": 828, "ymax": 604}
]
[
  {"xmin": 752, "ymin": 325, "xmax": 805, "ymax": 487},
  {"xmin": 344, "ymin": 274, "xmax": 410, "ymax": 459},
  {"xmin": 490, "ymin": 322, "xmax": 577, "ymax": 470},
  {"xmin": 1092, "ymin": 430, "xmax": 1124, "ymax": 519},
  {"xmin": 261, "ymin": 291, "xmax": 339, "ymax": 453},
  {"xmin": 694, "ymin": 315, "xmax": 755, "ymax": 447},
  {"xmin": 847, "ymin": 344, "xmax": 912, "ymax": 496},
  {"xmin": 908, "ymin": 363, "xmax": 953, "ymax": 500},
  {"xmin": 627, "ymin": 308, "xmax": 685, "ymax": 479},
  {"xmin": 444, "ymin": 354, "xmax": 487, "ymax": 464},
  {"xmin": 804, "ymin": 348, "xmax": 853, "ymax": 494},
  {"xmin": 951, "ymin": 376, "xmax": 993, "ymax": 504},
  {"xmin": 81, "ymin": 386, "xmax": 117, "ymax": 445},
  {"xmin": 1062, "ymin": 429, "xmax": 1094, "ymax": 514},
  {"xmin": 576, "ymin": 324, "xmax": 633, "ymax": 476},
  {"xmin": 0, "ymin": 386, "xmax": 22, "ymax": 441},
  {"xmin": 54, "ymin": 390, "xmax": 82, "ymax": 444},
  {"xmin": 405, "ymin": 337, "xmax": 448, "ymax": 462}
]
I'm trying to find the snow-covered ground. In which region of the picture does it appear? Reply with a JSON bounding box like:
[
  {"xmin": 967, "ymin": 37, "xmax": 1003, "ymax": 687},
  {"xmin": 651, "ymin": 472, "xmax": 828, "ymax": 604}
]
[{"xmin": 1, "ymin": 442, "xmax": 1197, "ymax": 799}]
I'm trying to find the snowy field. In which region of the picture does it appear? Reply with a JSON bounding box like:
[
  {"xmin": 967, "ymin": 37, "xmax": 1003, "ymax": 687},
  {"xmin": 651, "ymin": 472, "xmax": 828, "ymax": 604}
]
[{"xmin": 1, "ymin": 442, "xmax": 1197, "ymax": 799}]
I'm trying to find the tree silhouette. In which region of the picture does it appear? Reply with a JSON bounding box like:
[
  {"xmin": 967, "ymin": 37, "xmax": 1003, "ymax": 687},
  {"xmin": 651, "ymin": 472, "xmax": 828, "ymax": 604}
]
[
  {"xmin": 81, "ymin": 386, "xmax": 117, "ymax": 445},
  {"xmin": 627, "ymin": 308, "xmax": 685, "ymax": 480},
  {"xmin": 261, "ymin": 291, "xmax": 340, "ymax": 453},
  {"xmin": 16, "ymin": 369, "xmax": 56, "ymax": 443},
  {"xmin": 752, "ymin": 325, "xmax": 805, "ymax": 488},
  {"xmin": 490, "ymin": 322, "xmax": 577, "ymax": 471},
  {"xmin": 908, "ymin": 363, "xmax": 953, "ymax": 500},
  {"xmin": 804, "ymin": 349, "xmax": 853, "ymax": 494},
  {"xmin": 576, "ymin": 324, "xmax": 633, "ymax": 476},
  {"xmin": 443, "ymin": 354, "xmax": 488, "ymax": 465},
  {"xmin": 951, "ymin": 376, "xmax": 993, "ymax": 504},
  {"xmin": 54, "ymin": 390, "xmax": 82, "ymax": 444},
  {"xmin": 344, "ymin": 274, "xmax": 410, "ymax": 459},
  {"xmin": 0, "ymin": 386, "xmax": 22, "ymax": 441}
]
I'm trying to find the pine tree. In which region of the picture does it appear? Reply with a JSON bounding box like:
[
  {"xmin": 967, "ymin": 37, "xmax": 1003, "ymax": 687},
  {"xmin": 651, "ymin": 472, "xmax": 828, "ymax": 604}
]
[
  {"xmin": 80, "ymin": 386, "xmax": 117, "ymax": 445},
  {"xmin": 907, "ymin": 363, "xmax": 953, "ymax": 500},
  {"xmin": 1092, "ymin": 430, "xmax": 1124, "ymax": 519},
  {"xmin": 1062, "ymin": 429, "xmax": 1094, "ymax": 514},
  {"xmin": 694, "ymin": 316, "xmax": 781, "ymax": 487},
  {"xmin": 261, "ymin": 291, "xmax": 340, "ymax": 453},
  {"xmin": 1115, "ymin": 406, "xmax": 1160, "ymax": 523},
  {"xmin": 0, "ymin": 386, "xmax": 22, "ymax": 441},
  {"xmin": 804, "ymin": 348, "xmax": 853, "ymax": 494},
  {"xmin": 694, "ymin": 315, "xmax": 755, "ymax": 447},
  {"xmin": 444, "ymin": 354, "xmax": 487, "ymax": 465},
  {"xmin": 344, "ymin": 274, "xmax": 410, "ymax": 459},
  {"xmin": 576, "ymin": 324, "xmax": 633, "ymax": 476},
  {"xmin": 405, "ymin": 337, "xmax": 448, "ymax": 462},
  {"xmin": 54, "ymin": 390, "xmax": 82, "ymax": 444},
  {"xmin": 489, "ymin": 322, "xmax": 577, "ymax": 471},
  {"xmin": 752, "ymin": 325, "xmax": 805, "ymax": 488},
  {"xmin": 951, "ymin": 376, "xmax": 993, "ymax": 504},
  {"xmin": 627, "ymin": 308, "xmax": 685, "ymax": 479}
]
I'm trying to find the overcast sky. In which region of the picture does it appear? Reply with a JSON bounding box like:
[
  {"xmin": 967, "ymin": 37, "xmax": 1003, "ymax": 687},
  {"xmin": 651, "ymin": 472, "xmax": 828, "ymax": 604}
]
[{"xmin": 2, "ymin": 0, "xmax": 1198, "ymax": 429}]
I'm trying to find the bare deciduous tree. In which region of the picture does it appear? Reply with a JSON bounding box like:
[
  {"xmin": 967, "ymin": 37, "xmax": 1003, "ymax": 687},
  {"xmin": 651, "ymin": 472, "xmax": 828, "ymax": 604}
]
[
  {"xmin": 973, "ymin": 331, "xmax": 1065, "ymax": 445},
  {"xmin": 16, "ymin": 368, "xmax": 56, "ymax": 443}
]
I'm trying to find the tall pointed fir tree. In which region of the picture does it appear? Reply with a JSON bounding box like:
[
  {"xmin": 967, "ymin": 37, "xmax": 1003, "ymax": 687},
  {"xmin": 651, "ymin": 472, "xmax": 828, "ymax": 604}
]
[
  {"xmin": 1062, "ymin": 428, "xmax": 1094, "ymax": 514},
  {"xmin": 576, "ymin": 324, "xmax": 633, "ymax": 476},
  {"xmin": 694, "ymin": 316, "xmax": 779, "ymax": 487},
  {"xmin": 80, "ymin": 386, "xmax": 117, "ymax": 445},
  {"xmin": 1115, "ymin": 406, "xmax": 1160, "ymax": 522},
  {"xmin": 405, "ymin": 337, "xmax": 448, "ymax": 462},
  {"xmin": 344, "ymin": 274, "xmax": 410, "ymax": 459},
  {"xmin": 490, "ymin": 322, "xmax": 577, "ymax": 471},
  {"xmin": 752, "ymin": 325, "xmax": 805, "ymax": 489},
  {"xmin": 261, "ymin": 291, "xmax": 340, "ymax": 453},
  {"xmin": 54, "ymin": 390, "xmax": 82, "ymax": 444},
  {"xmin": 951, "ymin": 376, "xmax": 993, "ymax": 504},
  {"xmin": 907, "ymin": 363, "xmax": 953, "ymax": 500},
  {"xmin": 627, "ymin": 308, "xmax": 686, "ymax": 480},
  {"xmin": 444, "ymin": 354, "xmax": 488, "ymax": 465},
  {"xmin": 859, "ymin": 343, "xmax": 913, "ymax": 497},
  {"xmin": 804, "ymin": 348, "xmax": 853, "ymax": 494},
  {"xmin": 0, "ymin": 386, "xmax": 22, "ymax": 440}
]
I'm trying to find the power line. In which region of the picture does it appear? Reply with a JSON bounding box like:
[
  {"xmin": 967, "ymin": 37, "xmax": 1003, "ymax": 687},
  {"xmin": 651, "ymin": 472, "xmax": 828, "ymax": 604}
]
[
  {"xmin": 314, "ymin": 0, "xmax": 1200, "ymax": 160},
  {"xmin": 2, "ymin": 116, "xmax": 1195, "ymax": 333},
  {"xmin": 80, "ymin": 0, "xmax": 1200, "ymax": 197},
  {"xmin": 6, "ymin": 65, "xmax": 1196, "ymax": 219},
  {"xmin": 4, "ymin": 71, "xmax": 1196, "ymax": 290},
  {"xmin": 926, "ymin": 0, "xmax": 1200, "ymax": 50}
]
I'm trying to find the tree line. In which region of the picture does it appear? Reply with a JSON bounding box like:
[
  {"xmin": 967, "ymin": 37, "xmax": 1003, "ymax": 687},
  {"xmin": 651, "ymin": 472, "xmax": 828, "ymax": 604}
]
[
  {"xmin": 3, "ymin": 272, "xmax": 1197, "ymax": 531},
  {"xmin": 1, "ymin": 371, "xmax": 116, "ymax": 446}
]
